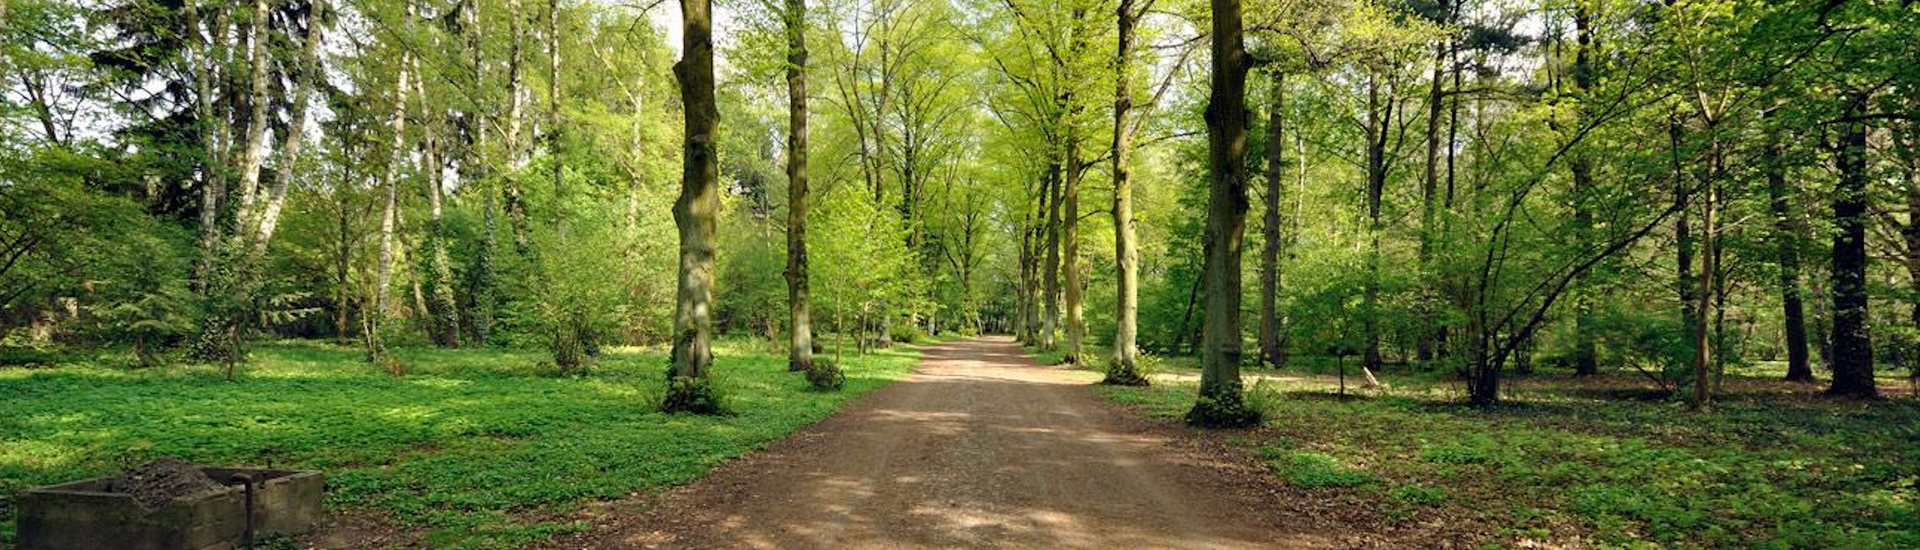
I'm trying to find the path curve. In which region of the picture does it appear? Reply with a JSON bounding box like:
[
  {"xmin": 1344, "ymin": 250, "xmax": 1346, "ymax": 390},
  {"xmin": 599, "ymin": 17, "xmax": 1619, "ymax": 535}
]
[{"xmin": 544, "ymin": 337, "xmax": 1335, "ymax": 549}]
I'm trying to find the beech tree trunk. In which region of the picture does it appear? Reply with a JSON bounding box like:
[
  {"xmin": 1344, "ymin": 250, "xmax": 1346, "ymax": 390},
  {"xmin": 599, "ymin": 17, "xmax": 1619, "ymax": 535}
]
[
  {"xmin": 1692, "ymin": 137, "xmax": 1720, "ymax": 411},
  {"xmin": 1362, "ymin": 75, "xmax": 1388, "ymax": 375},
  {"xmin": 1764, "ymin": 112, "xmax": 1813, "ymax": 383},
  {"xmin": 1063, "ymin": 114, "xmax": 1084, "ymax": 364},
  {"xmin": 1259, "ymin": 69, "xmax": 1285, "ymax": 370},
  {"xmin": 1188, "ymin": 0, "xmax": 1256, "ymax": 427},
  {"xmin": 666, "ymin": 0, "xmax": 721, "ymax": 406},
  {"xmin": 1828, "ymin": 96, "xmax": 1876, "ymax": 399},
  {"xmin": 1673, "ymin": 120, "xmax": 1698, "ymax": 372},
  {"xmin": 1042, "ymin": 160, "xmax": 1061, "ymax": 350},
  {"xmin": 784, "ymin": 0, "xmax": 815, "ymax": 374},
  {"xmin": 1106, "ymin": 0, "xmax": 1144, "ymax": 384},
  {"xmin": 1418, "ymin": 0, "xmax": 1448, "ymax": 364},
  {"xmin": 1568, "ymin": 2, "xmax": 1598, "ymax": 376}
]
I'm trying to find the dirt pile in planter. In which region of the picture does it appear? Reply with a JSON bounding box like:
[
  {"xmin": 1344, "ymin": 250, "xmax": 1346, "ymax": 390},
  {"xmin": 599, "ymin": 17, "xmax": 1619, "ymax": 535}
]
[{"xmin": 106, "ymin": 458, "xmax": 223, "ymax": 508}]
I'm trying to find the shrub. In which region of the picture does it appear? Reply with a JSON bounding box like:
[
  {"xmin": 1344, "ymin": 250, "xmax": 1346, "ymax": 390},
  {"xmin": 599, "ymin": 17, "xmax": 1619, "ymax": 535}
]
[
  {"xmin": 805, "ymin": 357, "xmax": 846, "ymax": 391},
  {"xmin": 661, "ymin": 374, "xmax": 728, "ymax": 415},
  {"xmin": 888, "ymin": 323, "xmax": 928, "ymax": 345}
]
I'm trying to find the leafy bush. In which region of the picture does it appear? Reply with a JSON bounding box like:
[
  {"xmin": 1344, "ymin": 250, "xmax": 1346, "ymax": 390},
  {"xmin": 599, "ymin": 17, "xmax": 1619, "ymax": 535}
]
[
  {"xmin": 888, "ymin": 323, "xmax": 928, "ymax": 345},
  {"xmin": 805, "ymin": 357, "xmax": 846, "ymax": 391},
  {"xmin": 661, "ymin": 374, "xmax": 728, "ymax": 415}
]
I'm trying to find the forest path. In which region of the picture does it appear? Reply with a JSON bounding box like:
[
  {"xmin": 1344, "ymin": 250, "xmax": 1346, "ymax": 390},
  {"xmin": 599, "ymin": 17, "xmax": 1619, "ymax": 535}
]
[{"xmin": 542, "ymin": 336, "xmax": 1337, "ymax": 549}]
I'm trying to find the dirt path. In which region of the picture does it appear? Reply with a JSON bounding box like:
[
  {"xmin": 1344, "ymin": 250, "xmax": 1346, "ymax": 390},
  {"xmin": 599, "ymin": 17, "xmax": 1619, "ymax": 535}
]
[{"xmin": 541, "ymin": 337, "xmax": 1337, "ymax": 550}]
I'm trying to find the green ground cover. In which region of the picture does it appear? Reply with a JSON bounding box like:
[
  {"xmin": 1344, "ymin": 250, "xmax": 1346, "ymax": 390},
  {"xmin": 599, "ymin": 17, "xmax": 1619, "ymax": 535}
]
[
  {"xmin": 1093, "ymin": 360, "xmax": 1920, "ymax": 550},
  {"xmin": 1, "ymin": 339, "xmax": 919, "ymax": 548}
]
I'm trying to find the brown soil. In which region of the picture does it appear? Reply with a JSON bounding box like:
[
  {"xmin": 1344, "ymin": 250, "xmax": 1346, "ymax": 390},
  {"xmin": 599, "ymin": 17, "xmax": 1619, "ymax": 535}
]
[
  {"xmin": 107, "ymin": 458, "xmax": 222, "ymax": 508},
  {"xmin": 538, "ymin": 337, "xmax": 1346, "ymax": 550}
]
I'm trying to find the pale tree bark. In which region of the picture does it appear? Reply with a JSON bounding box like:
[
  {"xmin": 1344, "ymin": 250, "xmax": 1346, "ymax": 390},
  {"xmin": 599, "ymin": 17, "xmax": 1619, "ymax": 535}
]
[
  {"xmin": 375, "ymin": 56, "xmax": 412, "ymax": 322},
  {"xmin": 248, "ymin": 0, "xmax": 325, "ymax": 256},
  {"xmin": 783, "ymin": 0, "xmax": 817, "ymax": 376},
  {"xmin": 503, "ymin": 0, "xmax": 532, "ymax": 255},
  {"xmin": 189, "ymin": 0, "xmax": 227, "ymax": 291},
  {"xmin": 547, "ymin": 0, "xmax": 564, "ymax": 236},
  {"xmin": 1258, "ymin": 69, "xmax": 1285, "ymax": 370},
  {"xmin": 665, "ymin": 0, "xmax": 723, "ymax": 412},
  {"xmin": 1104, "ymin": 0, "xmax": 1145, "ymax": 385},
  {"xmin": 1189, "ymin": 0, "xmax": 1257, "ymax": 427},
  {"xmin": 232, "ymin": 0, "xmax": 273, "ymax": 229}
]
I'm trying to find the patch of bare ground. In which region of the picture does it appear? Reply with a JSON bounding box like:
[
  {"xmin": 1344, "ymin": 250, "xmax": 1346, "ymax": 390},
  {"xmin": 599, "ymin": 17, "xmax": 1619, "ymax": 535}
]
[{"xmin": 534, "ymin": 337, "xmax": 1350, "ymax": 549}]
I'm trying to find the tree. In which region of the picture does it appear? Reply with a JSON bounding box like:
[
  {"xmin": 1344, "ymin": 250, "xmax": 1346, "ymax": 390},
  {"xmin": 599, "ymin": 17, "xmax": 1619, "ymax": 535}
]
[
  {"xmin": 664, "ymin": 0, "xmax": 725, "ymax": 414},
  {"xmin": 1104, "ymin": 0, "xmax": 1148, "ymax": 386},
  {"xmin": 1827, "ymin": 92, "xmax": 1875, "ymax": 399},
  {"xmin": 1187, "ymin": 0, "xmax": 1259, "ymax": 428}
]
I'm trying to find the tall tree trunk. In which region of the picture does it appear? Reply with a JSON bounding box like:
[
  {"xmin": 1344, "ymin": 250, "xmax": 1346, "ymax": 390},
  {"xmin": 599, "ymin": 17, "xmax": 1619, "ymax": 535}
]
[
  {"xmin": 783, "ymin": 0, "xmax": 816, "ymax": 376},
  {"xmin": 249, "ymin": 0, "xmax": 323, "ymax": 256},
  {"xmin": 1188, "ymin": 0, "xmax": 1257, "ymax": 427},
  {"xmin": 665, "ymin": 0, "xmax": 723, "ymax": 412},
  {"xmin": 1259, "ymin": 69, "xmax": 1286, "ymax": 370},
  {"xmin": 1063, "ymin": 114, "xmax": 1084, "ymax": 364},
  {"xmin": 421, "ymin": 88, "xmax": 462, "ymax": 348},
  {"xmin": 1042, "ymin": 160, "xmax": 1061, "ymax": 350},
  {"xmin": 231, "ymin": 0, "xmax": 274, "ymax": 229},
  {"xmin": 1362, "ymin": 75, "xmax": 1388, "ymax": 375},
  {"xmin": 1106, "ymin": 0, "xmax": 1145, "ymax": 385},
  {"xmin": 1902, "ymin": 119, "xmax": 1920, "ymax": 389},
  {"xmin": 1828, "ymin": 95, "xmax": 1877, "ymax": 399},
  {"xmin": 464, "ymin": 0, "xmax": 497, "ymax": 346},
  {"xmin": 375, "ymin": 55, "xmax": 412, "ymax": 326},
  {"xmin": 503, "ymin": 0, "xmax": 532, "ymax": 255},
  {"xmin": 1568, "ymin": 2, "xmax": 1598, "ymax": 376},
  {"xmin": 189, "ymin": 0, "xmax": 227, "ymax": 293},
  {"xmin": 547, "ymin": 0, "xmax": 564, "ymax": 236},
  {"xmin": 1691, "ymin": 136, "xmax": 1719, "ymax": 411},
  {"xmin": 1673, "ymin": 119, "xmax": 1697, "ymax": 375},
  {"xmin": 1418, "ymin": 0, "xmax": 1447, "ymax": 364},
  {"xmin": 1764, "ymin": 111, "xmax": 1813, "ymax": 383}
]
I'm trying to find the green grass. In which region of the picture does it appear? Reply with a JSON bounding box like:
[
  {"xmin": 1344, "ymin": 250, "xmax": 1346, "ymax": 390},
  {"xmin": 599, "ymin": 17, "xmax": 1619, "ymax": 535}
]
[
  {"xmin": 1, "ymin": 339, "xmax": 919, "ymax": 548},
  {"xmin": 1092, "ymin": 359, "xmax": 1920, "ymax": 550}
]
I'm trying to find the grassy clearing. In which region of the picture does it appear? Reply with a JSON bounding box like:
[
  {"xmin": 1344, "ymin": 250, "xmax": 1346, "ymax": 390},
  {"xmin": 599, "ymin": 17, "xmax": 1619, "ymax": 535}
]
[
  {"xmin": 1093, "ymin": 360, "xmax": 1920, "ymax": 550},
  {"xmin": 1, "ymin": 338, "xmax": 919, "ymax": 548}
]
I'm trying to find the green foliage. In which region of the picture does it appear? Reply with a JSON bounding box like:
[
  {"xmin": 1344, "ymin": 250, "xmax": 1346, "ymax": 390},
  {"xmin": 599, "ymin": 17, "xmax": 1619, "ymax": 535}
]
[
  {"xmin": 805, "ymin": 357, "xmax": 846, "ymax": 391},
  {"xmin": 0, "ymin": 341, "xmax": 918, "ymax": 547},
  {"xmin": 84, "ymin": 232, "xmax": 198, "ymax": 368},
  {"xmin": 661, "ymin": 374, "xmax": 729, "ymax": 415},
  {"xmin": 1267, "ymin": 450, "xmax": 1379, "ymax": 489}
]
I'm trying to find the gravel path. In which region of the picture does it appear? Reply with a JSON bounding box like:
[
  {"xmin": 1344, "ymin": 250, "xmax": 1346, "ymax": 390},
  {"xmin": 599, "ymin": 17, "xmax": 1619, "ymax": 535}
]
[{"xmin": 542, "ymin": 337, "xmax": 1335, "ymax": 549}]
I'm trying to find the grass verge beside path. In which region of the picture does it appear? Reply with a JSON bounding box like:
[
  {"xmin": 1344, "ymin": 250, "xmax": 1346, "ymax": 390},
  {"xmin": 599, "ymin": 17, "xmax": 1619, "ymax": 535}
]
[
  {"xmin": 1, "ymin": 339, "xmax": 919, "ymax": 549},
  {"xmin": 1067, "ymin": 351, "xmax": 1920, "ymax": 550}
]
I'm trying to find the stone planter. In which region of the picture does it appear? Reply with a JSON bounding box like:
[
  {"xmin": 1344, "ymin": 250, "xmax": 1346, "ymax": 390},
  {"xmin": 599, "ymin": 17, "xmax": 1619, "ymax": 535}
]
[{"xmin": 15, "ymin": 467, "xmax": 324, "ymax": 550}]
